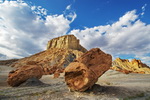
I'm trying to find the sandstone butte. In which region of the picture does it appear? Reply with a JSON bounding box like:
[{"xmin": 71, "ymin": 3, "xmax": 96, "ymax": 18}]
[
  {"xmin": 11, "ymin": 35, "xmax": 87, "ymax": 70},
  {"xmin": 111, "ymin": 58, "xmax": 150, "ymax": 74},
  {"xmin": 47, "ymin": 34, "xmax": 87, "ymax": 53},
  {"xmin": 65, "ymin": 48, "xmax": 112, "ymax": 92},
  {"xmin": 8, "ymin": 35, "xmax": 87, "ymax": 87}
]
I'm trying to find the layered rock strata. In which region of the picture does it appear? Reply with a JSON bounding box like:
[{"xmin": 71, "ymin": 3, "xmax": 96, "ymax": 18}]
[
  {"xmin": 111, "ymin": 58, "xmax": 150, "ymax": 74},
  {"xmin": 47, "ymin": 35, "xmax": 87, "ymax": 53}
]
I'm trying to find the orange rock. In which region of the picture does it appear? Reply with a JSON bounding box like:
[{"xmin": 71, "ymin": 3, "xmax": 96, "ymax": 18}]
[
  {"xmin": 138, "ymin": 71, "xmax": 145, "ymax": 74},
  {"xmin": 26, "ymin": 61, "xmax": 37, "ymax": 65},
  {"xmin": 7, "ymin": 65, "xmax": 43, "ymax": 87},
  {"xmin": 53, "ymin": 69, "xmax": 60, "ymax": 78},
  {"xmin": 65, "ymin": 48, "xmax": 112, "ymax": 92}
]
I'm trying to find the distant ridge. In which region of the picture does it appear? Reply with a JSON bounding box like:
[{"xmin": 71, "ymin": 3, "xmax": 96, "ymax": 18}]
[
  {"xmin": 0, "ymin": 59, "xmax": 18, "ymax": 66},
  {"xmin": 111, "ymin": 58, "xmax": 150, "ymax": 74}
]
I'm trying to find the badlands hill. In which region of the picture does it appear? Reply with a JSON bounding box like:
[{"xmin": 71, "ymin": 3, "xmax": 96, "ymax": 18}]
[
  {"xmin": 11, "ymin": 35, "xmax": 87, "ymax": 71},
  {"xmin": 0, "ymin": 59, "xmax": 18, "ymax": 66},
  {"xmin": 7, "ymin": 35, "xmax": 87, "ymax": 86},
  {"xmin": 111, "ymin": 58, "xmax": 150, "ymax": 74}
]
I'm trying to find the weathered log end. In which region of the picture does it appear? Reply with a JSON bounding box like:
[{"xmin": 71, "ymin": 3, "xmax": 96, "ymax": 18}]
[
  {"xmin": 65, "ymin": 62, "xmax": 96, "ymax": 91},
  {"xmin": 65, "ymin": 48, "xmax": 112, "ymax": 92}
]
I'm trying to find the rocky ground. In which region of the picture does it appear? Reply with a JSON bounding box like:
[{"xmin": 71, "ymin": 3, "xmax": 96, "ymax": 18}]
[{"xmin": 0, "ymin": 65, "xmax": 150, "ymax": 100}]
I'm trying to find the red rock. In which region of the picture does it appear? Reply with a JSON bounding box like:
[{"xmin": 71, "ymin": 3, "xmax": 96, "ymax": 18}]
[
  {"xmin": 53, "ymin": 69, "xmax": 60, "ymax": 78},
  {"xmin": 64, "ymin": 48, "xmax": 112, "ymax": 92},
  {"xmin": 7, "ymin": 65, "xmax": 43, "ymax": 87}
]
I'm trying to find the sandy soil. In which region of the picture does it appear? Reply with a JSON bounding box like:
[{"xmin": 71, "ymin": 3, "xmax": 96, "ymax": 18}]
[{"xmin": 0, "ymin": 65, "xmax": 150, "ymax": 100}]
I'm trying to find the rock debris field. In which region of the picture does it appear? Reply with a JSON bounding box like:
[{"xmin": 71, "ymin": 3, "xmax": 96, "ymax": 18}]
[{"xmin": 1, "ymin": 65, "xmax": 150, "ymax": 100}]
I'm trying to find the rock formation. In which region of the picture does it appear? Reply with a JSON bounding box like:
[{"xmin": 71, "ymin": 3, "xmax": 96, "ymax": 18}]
[
  {"xmin": 47, "ymin": 35, "xmax": 87, "ymax": 53},
  {"xmin": 64, "ymin": 48, "xmax": 112, "ymax": 92},
  {"xmin": 7, "ymin": 65, "xmax": 43, "ymax": 87},
  {"xmin": 12, "ymin": 48, "xmax": 84, "ymax": 72},
  {"xmin": 111, "ymin": 58, "xmax": 150, "ymax": 74},
  {"xmin": 8, "ymin": 35, "xmax": 86, "ymax": 86},
  {"xmin": 12, "ymin": 35, "xmax": 86, "ymax": 70}
]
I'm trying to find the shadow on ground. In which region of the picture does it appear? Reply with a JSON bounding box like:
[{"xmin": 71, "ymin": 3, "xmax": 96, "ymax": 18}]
[{"xmin": 86, "ymin": 84, "xmax": 145, "ymax": 98}]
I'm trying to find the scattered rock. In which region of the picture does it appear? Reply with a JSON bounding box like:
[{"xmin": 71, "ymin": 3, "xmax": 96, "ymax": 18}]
[
  {"xmin": 53, "ymin": 69, "xmax": 60, "ymax": 78},
  {"xmin": 112, "ymin": 58, "xmax": 150, "ymax": 74},
  {"xmin": 65, "ymin": 48, "xmax": 112, "ymax": 92},
  {"xmin": 7, "ymin": 65, "xmax": 43, "ymax": 87}
]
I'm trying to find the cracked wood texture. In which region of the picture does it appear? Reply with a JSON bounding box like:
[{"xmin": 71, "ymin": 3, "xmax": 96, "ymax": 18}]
[{"xmin": 65, "ymin": 48, "xmax": 112, "ymax": 92}]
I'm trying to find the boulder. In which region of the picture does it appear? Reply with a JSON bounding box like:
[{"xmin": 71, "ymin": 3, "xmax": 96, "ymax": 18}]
[
  {"xmin": 64, "ymin": 48, "xmax": 112, "ymax": 92},
  {"xmin": 7, "ymin": 65, "xmax": 43, "ymax": 87}
]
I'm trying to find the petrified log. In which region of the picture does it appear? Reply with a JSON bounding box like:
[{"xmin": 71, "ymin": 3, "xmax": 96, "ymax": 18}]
[
  {"xmin": 7, "ymin": 65, "xmax": 43, "ymax": 87},
  {"xmin": 64, "ymin": 48, "xmax": 112, "ymax": 92}
]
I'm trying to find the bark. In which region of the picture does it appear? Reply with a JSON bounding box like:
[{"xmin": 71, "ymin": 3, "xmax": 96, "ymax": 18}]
[
  {"xmin": 64, "ymin": 48, "xmax": 112, "ymax": 92},
  {"xmin": 7, "ymin": 65, "xmax": 43, "ymax": 87}
]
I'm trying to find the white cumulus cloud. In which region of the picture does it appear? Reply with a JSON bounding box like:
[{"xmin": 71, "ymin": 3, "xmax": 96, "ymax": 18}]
[
  {"xmin": 0, "ymin": 0, "xmax": 76, "ymax": 59},
  {"xmin": 69, "ymin": 10, "xmax": 150, "ymax": 66}
]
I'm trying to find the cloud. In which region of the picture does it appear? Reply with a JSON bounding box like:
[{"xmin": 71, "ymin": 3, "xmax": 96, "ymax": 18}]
[
  {"xmin": 64, "ymin": 4, "xmax": 77, "ymax": 22},
  {"xmin": 66, "ymin": 5, "xmax": 71, "ymax": 10},
  {"xmin": 0, "ymin": 0, "xmax": 76, "ymax": 59},
  {"xmin": 69, "ymin": 10, "xmax": 150, "ymax": 66},
  {"xmin": 0, "ymin": 0, "xmax": 149, "ymax": 66},
  {"xmin": 141, "ymin": 4, "xmax": 147, "ymax": 16},
  {"xmin": 0, "ymin": 53, "xmax": 9, "ymax": 60},
  {"xmin": 142, "ymin": 4, "xmax": 147, "ymax": 11}
]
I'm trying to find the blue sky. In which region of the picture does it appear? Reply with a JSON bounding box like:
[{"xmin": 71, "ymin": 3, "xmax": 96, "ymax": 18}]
[
  {"xmin": 0, "ymin": 0, "xmax": 150, "ymax": 66},
  {"xmin": 24, "ymin": 0, "xmax": 150, "ymax": 28}
]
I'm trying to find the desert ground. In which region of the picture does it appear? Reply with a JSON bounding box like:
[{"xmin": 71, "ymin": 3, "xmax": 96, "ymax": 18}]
[{"xmin": 0, "ymin": 65, "xmax": 150, "ymax": 100}]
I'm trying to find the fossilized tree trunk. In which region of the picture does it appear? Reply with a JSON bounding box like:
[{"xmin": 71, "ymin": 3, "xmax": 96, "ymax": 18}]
[
  {"xmin": 64, "ymin": 48, "xmax": 112, "ymax": 92},
  {"xmin": 7, "ymin": 65, "xmax": 43, "ymax": 87}
]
